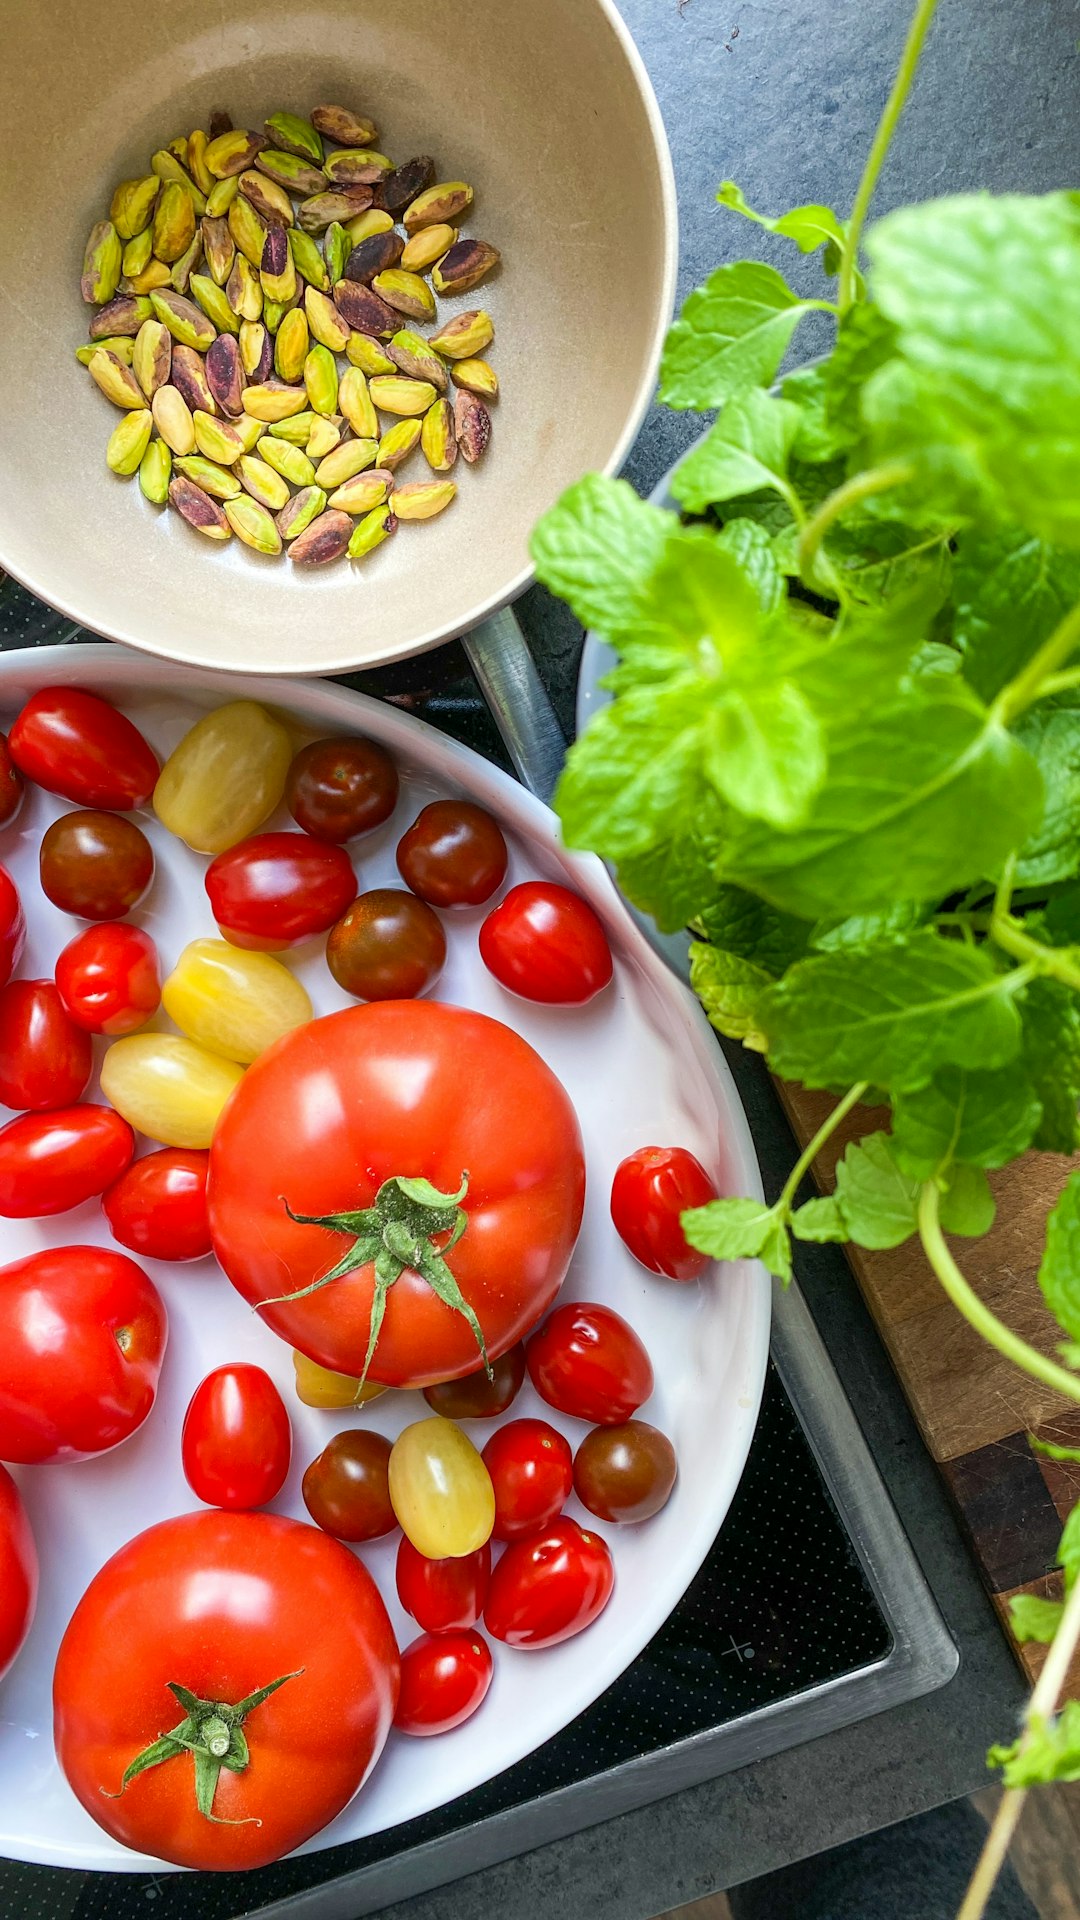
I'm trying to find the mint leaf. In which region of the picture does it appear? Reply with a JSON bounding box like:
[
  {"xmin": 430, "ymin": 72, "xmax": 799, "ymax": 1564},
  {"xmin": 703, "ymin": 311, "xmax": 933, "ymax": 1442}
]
[
  {"xmin": 530, "ymin": 475, "xmax": 673, "ymax": 640},
  {"xmin": 791, "ymin": 1195, "xmax": 848, "ymax": 1242},
  {"xmin": 697, "ymin": 886, "xmax": 810, "ymax": 976},
  {"xmin": 1020, "ymin": 979, "xmax": 1080, "ymax": 1154},
  {"xmin": 717, "ymin": 182, "xmax": 846, "ymax": 256},
  {"xmin": 892, "ymin": 1067, "xmax": 1042, "ymax": 1178},
  {"xmin": 812, "ymin": 904, "xmax": 927, "ymax": 952},
  {"xmin": 1009, "ymin": 1594, "xmax": 1065, "ymax": 1644},
  {"xmin": 659, "ymin": 263, "xmax": 825, "ymax": 411},
  {"xmin": 939, "ymin": 1163, "xmax": 996, "ymax": 1237},
  {"xmin": 705, "ymin": 680, "xmax": 826, "ymax": 828},
  {"xmin": 638, "ymin": 533, "xmax": 764, "ymax": 675},
  {"xmin": 1014, "ymin": 695, "xmax": 1080, "ymax": 886},
  {"xmin": 1039, "ymin": 1172, "xmax": 1080, "ymax": 1343},
  {"xmin": 953, "ymin": 527, "xmax": 1080, "ymax": 701},
  {"xmin": 1043, "ymin": 890, "xmax": 1080, "ymax": 947},
  {"xmin": 681, "ymin": 1194, "xmax": 792, "ymax": 1283},
  {"xmin": 781, "ymin": 364, "xmax": 846, "ymax": 463},
  {"xmin": 671, "ymin": 390, "xmax": 801, "ymax": 513},
  {"xmin": 823, "ymin": 304, "xmax": 898, "ymax": 447},
  {"xmin": 556, "ymin": 684, "xmax": 711, "ymax": 860},
  {"xmin": 832, "ymin": 1132, "xmax": 920, "ymax": 1249},
  {"xmin": 689, "ymin": 941, "xmax": 771, "ymax": 1048},
  {"xmin": 1059, "ymin": 1504, "xmax": 1080, "ymax": 1591},
  {"xmin": 617, "ymin": 813, "xmax": 725, "ymax": 934},
  {"xmin": 823, "ymin": 517, "xmax": 952, "ymax": 613},
  {"xmin": 714, "ymin": 520, "xmax": 784, "ymax": 613},
  {"xmin": 759, "ymin": 933, "xmax": 1025, "ymax": 1092},
  {"xmin": 990, "ymin": 1705, "xmax": 1080, "ymax": 1788}
]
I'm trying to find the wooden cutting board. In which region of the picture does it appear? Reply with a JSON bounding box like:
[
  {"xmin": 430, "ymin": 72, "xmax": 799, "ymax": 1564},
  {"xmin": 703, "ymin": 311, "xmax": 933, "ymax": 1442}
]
[{"xmin": 778, "ymin": 1084, "xmax": 1080, "ymax": 1691}]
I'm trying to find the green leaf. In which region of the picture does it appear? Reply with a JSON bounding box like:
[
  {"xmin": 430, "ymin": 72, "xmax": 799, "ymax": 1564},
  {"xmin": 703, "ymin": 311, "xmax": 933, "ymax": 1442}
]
[
  {"xmin": 1014, "ymin": 695, "xmax": 1080, "ymax": 886},
  {"xmin": 1043, "ymin": 890, "xmax": 1080, "ymax": 947},
  {"xmin": 832, "ymin": 1132, "xmax": 920, "ymax": 1250},
  {"xmin": 616, "ymin": 812, "xmax": 726, "ymax": 934},
  {"xmin": 811, "ymin": 904, "xmax": 927, "ymax": 952},
  {"xmin": 714, "ymin": 519, "xmax": 785, "ymax": 613},
  {"xmin": 823, "ymin": 304, "xmax": 898, "ymax": 448},
  {"xmin": 823, "ymin": 517, "xmax": 952, "ymax": 613},
  {"xmin": 671, "ymin": 390, "xmax": 801, "ymax": 513},
  {"xmin": 530, "ymin": 475, "xmax": 675, "ymax": 641},
  {"xmin": 953, "ymin": 526, "xmax": 1080, "ymax": 701},
  {"xmin": 791, "ymin": 1195, "xmax": 848, "ymax": 1242},
  {"xmin": 717, "ymin": 181, "xmax": 846, "ymax": 256},
  {"xmin": 1019, "ymin": 978, "xmax": 1080, "ymax": 1154},
  {"xmin": 689, "ymin": 940, "xmax": 772, "ymax": 1048},
  {"xmin": 781, "ymin": 364, "xmax": 846, "ymax": 463},
  {"xmin": 705, "ymin": 680, "xmax": 826, "ymax": 828},
  {"xmin": 556, "ymin": 683, "xmax": 712, "ymax": 861},
  {"xmin": 1039, "ymin": 1171, "xmax": 1080, "ymax": 1343},
  {"xmin": 636, "ymin": 533, "xmax": 764, "ymax": 676},
  {"xmin": 990, "ymin": 1705, "xmax": 1080, "ymax": 1787},
  {"xmin": 1059, "ymin": 1503, "xmax": 1080, "ymax": 1590},
  {"xmin": 696, "ymin": 886, "xmax": 811, "ymax": 977},
  {"xmin": 1009, "ymin": 1594, "xmax": 1065, "ymax": 1644},
  {"xmin": 939, "ymin": 1163, "xmax": 996, "ymax": 1237},
  {"xmin": 681, "ymin": 1195, "xmax": 792, "ymax": 1283},
  {"xmin": 759, "ymin": 933, "xmax": 1025, "ymax": 1093},
  {"xmin": 659, "ymin": 262, "xmax": 825, "ymax": 411},
  {"xmin": 891, "ymin": 1066, "xmax": 1043, "ymax": 1178}
]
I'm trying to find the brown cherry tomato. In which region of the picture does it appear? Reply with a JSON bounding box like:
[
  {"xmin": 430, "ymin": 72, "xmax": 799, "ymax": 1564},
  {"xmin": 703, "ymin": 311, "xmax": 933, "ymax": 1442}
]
[
  {"xmin": 423, "ymin": 1343, "xmax": 527, "ymax": 1420},
  {"xmin": 396, "ymin": 801, "xmax": 508, "ymax": 909},
  {"xmin": 573, "ymin": 1421, "xmax": 677, "ymax": 1523},
  {"xmin": 0, "ymin": 735, "xmax": 24, "ymax": 829},
  {"xmin": 286, "ymin": 737, "xmax": 399, "ymax": 843},
  {"xmin": 302, "ymin": 1428, "xmax": 396, "ymax": 1541},
  {"xmin": 326, "ymin": 889, "xmax": 446, "ymax": 1001},
  {"xmin": 39, "ymin": 811, "xmax": 153, "ymax": 921}
]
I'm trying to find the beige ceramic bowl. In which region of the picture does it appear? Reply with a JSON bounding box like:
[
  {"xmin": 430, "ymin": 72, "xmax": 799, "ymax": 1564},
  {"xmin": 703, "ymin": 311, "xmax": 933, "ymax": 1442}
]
[{"xmin": 0, "ymin": 0, "xmax": 676, "ymax": 675}]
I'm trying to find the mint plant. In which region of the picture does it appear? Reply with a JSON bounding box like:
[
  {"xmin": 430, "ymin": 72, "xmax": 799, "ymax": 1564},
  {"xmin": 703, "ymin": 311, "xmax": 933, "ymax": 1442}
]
[{"xmin": 530, "ymin": 2, "xmax": 1080, "ymax": 1910}]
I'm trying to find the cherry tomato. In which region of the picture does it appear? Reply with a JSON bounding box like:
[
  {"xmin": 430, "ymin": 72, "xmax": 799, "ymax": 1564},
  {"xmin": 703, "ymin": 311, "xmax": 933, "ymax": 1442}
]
[
  {"xmin": 302, "ymin": 1429, "xmax": 395, "ymax": 1542},
  {"xmin": 39, "ymin": 810, "xmax": 154, "ymax": 920},
  {"xmin": 291, "ymin": 1351, "xmax": 387, "ymax": 1411},
  {"xmin": 153, "ymin": 701, "xmax": 292, "ymax": 855},
  {"xmin": 0, "ymin": 1245, "xmax": 167, "ymax": 1464},
  {"xmin": 573, "ymin": 1421, "xmax": 677, "ymax": 1523},
  {"xmin": 0, "ymin": 867, "xmax": 26, "ymax": 990},
  {"xmin": 327, "ymin": 889, "xmax": 446, "ymax": 1000},
  {"xmin": 100, "ymin": 1034, "xmax": 244, "ymax": 1150},
  {"xmin": 396, "ymin": 801, "xmax": 508, "ymax": 909},
  {"xmin": 395, "ymin": 1537, "xmax": 491, "ymax": 1632},
  {"xmin": 610, "ymin": 1146, "xmax": 718, "ymax": 1282},
  {"xmin": 182, "ymin": 1364, "xmax": 292, "ymax": 1511},
  {"xmin": 8, "ymin": 689, "xmax": 158, "ymax": 812},
  {"xmin": 55, "ymin": 923, "xmax": 161, "ymax": 1035},
  {"xmin": 0, "ymin": 1104, "xmax": 134, "ymax": 1217},
  {"xmin": 394, "ymin": 1630, "xmax": 493, "ymax": 1736},
  {"xmin": 0, "ymin": 735, "xmax": 24, "ymax": 829},
  {"xmin": 286, "ymin": 737, "xmax": 399, "ymax": 843},
  {"xmin": 163, "ymin": 939, "xmax": 311, "ymax": 1062},
  {"xmin": 484, "ymin": 1518, "xmax": 614, "ymax": 1649},
  {"xmin": 0, "ymin": 1464, "xmax": 37, "ymax": 1681},
  {"xmin": 526, "ymin": 1303, "xmax": 654, "ymax": 1425},
  {"xmin": 0, "ymin": 980, "xmax": 92, "ymax": 1110},
  {"xmin": 206, "ymin": 833, "xmax": 357, "ymax": 952},
  {"xmin": 423, "ymin": 1343, "xmax": 526, "ymax": 1420},
  {"xmin": 482, "ymin": 1418, "xmax": 574, "ymax": 1541},
  {"xmin": 102, "ymin": 1148, "xmax": 211, "ymax": 1261},
  {"xmin": 389, "ymin": 1417, "xmax": 495, "ymax": 1558},
  {"xmin": 479, "ymin": 882, "xmax": 613, "ymax": 1005}
]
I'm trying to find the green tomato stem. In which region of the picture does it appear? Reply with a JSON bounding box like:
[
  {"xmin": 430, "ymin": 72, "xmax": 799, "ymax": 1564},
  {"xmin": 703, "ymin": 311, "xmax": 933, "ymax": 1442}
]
[
  {"xmin": 836, "ymin": 0, "xmax": 942, "ymax": 312},
  {"xmin": 778, "ymin": 1082, "xmax": 869, "ymax": 1215},
  {"xmin": 796, "ymin": 462, "xmax": 915, "ymax": 582},
  {"xmin": 994, "ymin": 593, "xmax": 1080, "ymax": 725}
]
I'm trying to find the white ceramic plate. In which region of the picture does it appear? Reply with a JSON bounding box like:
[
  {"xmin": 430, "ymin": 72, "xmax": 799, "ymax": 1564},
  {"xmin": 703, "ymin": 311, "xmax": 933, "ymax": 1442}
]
[{"xmin": 0, "ymin": 645, "xmax": 769, "ymax": 1872}]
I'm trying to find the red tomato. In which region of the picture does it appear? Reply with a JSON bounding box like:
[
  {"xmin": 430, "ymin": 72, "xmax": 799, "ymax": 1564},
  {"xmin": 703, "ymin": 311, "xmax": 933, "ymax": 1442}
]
[
  {"xmin": 0, "ymin": 1245, "xmax": 167, "ymax": 1463},
  {"xmin": 526, "ymin": 1303, "xmax": 654, "ymax": 1425},
  {"xmin": 396, "ymin": 1537, "xmax": 491, "ymax": 1632},
  {"xmin": 479, "ymin": 882, "xmax": 613, "ymax": 1006},
  {"xmin": 484, "ymin": 1518, "xmax": 614, "ymax": 1649},
  {"xmin": 39, "ymin": 810, "xmax": 154, "ymax": 921},
  {"xmin": 482, "ymin": 1419, "xmax": 573, "ymax": 1541},
  {"xmin": 102, "ymin": 1148, "xmax": 211, "ymax": 1261},
  {"xmin": 55, "ymin": 923, "xmax": 161, "ymax": 1034},
  {"xmin": 0, "ymin": 736, "xmax": 24, "ymax": 829},
  {"xmin": 610, "ymin": 1146, "xmax": 718, "ymax": 1282},
  {"xmin": 205, "ymin": 833, "xmax": 357, "ymax": 951},
  {"xmin": 286, "ymin": 737, "xmax": 399, "ymax": 842},
  {"xmin": 302, "ymin": 1429, "xmax": 395, "ymax": 1542},
  {"xmin": 53, "ymin": 1510, "xmax": 399, "ymax": 1869},
  {"xmin": 0, "ymin": 866, "xmax": 26, "ymax": 990},
  {"xmin": 423, "ymin": 1343, "xmax": 526, "ymax": 1420},
  {"xmin": 396, "ymin": 801, "xmax": 508, "ymax": 908},
  {"xmin": 0, "ymin": 980, "xmax": 93, "ymax": 1110},
  {"xmin": 182, "ymin": 1365, "xmax": 292, "ymax": 1511},
  {"xmin": 0, "ymin": 1464, "xmax": 37, "ymax": 1681},
  {"xmin": 394, "ymin": 1629, "xmax": 492, "ymax": 1736},
  {"xmin": 209, "ymin": 1002, "xmax": 585, "ymax": 1388},
  {"xmin": 0, "ymin": 1104, "xmax": 134, "ymax": 1217},
  {"xmin": 9, "ymin": 689, "xmax": 158, "ymax": 811}
]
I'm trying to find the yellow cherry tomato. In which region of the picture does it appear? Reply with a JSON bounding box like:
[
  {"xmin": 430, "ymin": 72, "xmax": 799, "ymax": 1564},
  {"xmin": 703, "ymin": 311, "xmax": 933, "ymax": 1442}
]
[
  {"xmin": 100, "ymin": 1033, "xmax": 244, "ymax": 1148},
  {"xmin": 388, "ymin": 1416, "xmax": 495, "ymax": 1559},
  {"xmin": 162, "ymin": 939, "xmax": 312, "ymax": 1064},
  {"xmin": 291, "ymin": 1350, "xmax": 388, "ymax": 1410},
  {"xmin": 153, "ymin": 700, "xmax": 292, "ymax": 854}
]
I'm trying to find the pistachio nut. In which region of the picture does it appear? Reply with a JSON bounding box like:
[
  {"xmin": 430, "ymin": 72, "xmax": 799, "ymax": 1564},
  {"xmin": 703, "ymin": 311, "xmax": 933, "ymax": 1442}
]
[
  {"xmin": 377, "ymin": 156, "xmax": 436, "ymax": 217},
  {"xmin": 369, "ymin": 375, "xmax": 436, "ymax": 417},
  {"xmin": 257, "ymin": 436, "xmax": 315, "ymax": 488},
  {"xmin": 302, "ymin": 342, "xmax": 338, "ymax": 417},
  {"xmin": 403, "ymin": 181, "xmax": 473, "ymax": 233},
  {"xmin": 167, "ymin": 135, "xmax": 190, "ymax": 167},
  {"xmin": 110, "ymin": 176, "xmax": 160, "ymax": 241},
  {"xmin": 272, "ymin": 307, "xmax": 308, "ymax": 383},
  {"xmin": 139, "ymin": 438, "xmax": 172, "ymax": 504},
  {"xmin": 454, "ymin": 388, "xmax": 492, "ymax": 464},
  {"xmin": 305, "ymin": 416, "xmax": 342, "ymax": 459},
  {"xmin": 432, "ymin": 239, "xmax": 501, "ymax": 297},
  {"xmin": 267, "ymin": 408, "xmax": 320, "ymax": 445},
  {"xmin": 90, "ymin": 294, "xmax": 154, "ymax": 339},
  {"xmin": 206, "ymin": 333, "xmax": 246, "ymax": 414},
  {"xmin": 400, "ymin": 223, "xmax": 456, "ymax": 274},
  {"xmin": 451, "ymin": 356, "xmax": 499, "ymax": 401},
  {"xmin": 333, "ymin": 280, "xmax": 396, "ymax": 337},
  {"xmin": 174, "ymin": 453, "xmax": 242, "ymax": 499},
  {"xmin": 343, "ymin": 229, "xmax": 404, "ymax": 284},
  {"xmin": 239, "ymin": 320, "xmax": 272, "ymax": 380},
  {"xmin": 323, "ymin": 221, "xmax": 351, "ymax": 286},
  {"xmin": 88, "ymin": 348, "xmax": 145, "ymax": 409},
  {"xmin": 228, "ymin": 194, "xmax": 268, "ymax": 270},
  {"xmin": 170, "ymin": 229, "xmax": 204, "ymax": 295},
  {"xmin": 297, "ymin": 188, "xmax": 373, "ymax": 234},
  {"xmin": 76, "ymin": 336, "xmax": 135, "ymax": 366},
  {"xmin": 106, "ymin": 408, "xmax": 153, "ymax": 476},
  {"xmin": 232, "ymin": 413, "xmax": 264, "ymax": 453},
  {"xmin": 82, "ymin": 220, "xmax": 122, "ymax": 305},
  {"xmin": 347, "ymin": 504, "xmax": 397, "ymax": 559},
  {"xmin": 429, "ymin": 309, "xmax": 494, "ymax": 361},
  {"xmin": 151, "ymin": 183, "xmax": 196, "ymax": 264},
  {"xmin": 338, "ymin": 365, "xmax": 378, "ymax": 438},
  {"xmin": 288, "ymin": 509, "xmax": 352, "ymax": 566},
  {"xmin": 190, "ymin": 271, "xmax": 239, "ymax": 336},
  {"xmin": 260, "ymin": 226, "xmax": 297, "ymax": 305},
  {"xmin": 169, "ymin": 474, "xmax": 231, "ymax": 538},
  {"xmin": 133, "ymin": 318, "xmax": 172, "ymax": 399},
  {"xmin": 312, "ymin": 105, "xmax": 378, "ymax": 147},
  {"xmin": 208, "ymin": 109, "xmax": 233, "ymax": 140},
  {"xmin": 372, "ymin": 268, "xmax": 436, "ymax": 322},
  {"xmin": 325, "ymin": 149, "xmax": 392, "ymax": 187},
  {"xmin": 150, "ymin": 288, "xmax": 216, "ymax": 351},
  {"xmin": 256, "ymin": 150, "xmax": 327, "ymax": 197},
  {"xmin": 204, "ymin": 130, "xmax": 266, "ymax": 179},
  {"xmin": 201, "ymin": 215, "xmax": 236, "ymax": 286},
  {"xmin": 387, "ymin": 328, "xmax": 448, "ymax": 392},
  {"xmin": 343, "ymin": 208, "xmax": 394, "ymax": 246},
  {"xmin": 206, "ymin": 175, "xmax": 240, "ymax": 216},
  {"xmin": 346, "ymin": 332, "xmax": 395, "ymax": 376},
  {"xmin": 263, "ymin": 111, "xmax": 323, "ymax": 165},
  {"xmin": 313, "ymin": 438, "xmax": 378, "ymax": 487},
  {"xmin": 264, "ymin": 293, "xmax": 299, "ymax": 333},
  {"xmin": 304, "ymin": 285, "xmax": 350, "ymax": 353},
  {"xmin": 123, "ymin": 262, "xmax": 173, "ymax": 296},
  {"xmin": 376, "ymin": 417, "xmax": 422, "ymax": 470},
  {"xmin": 150, "ymin": 152, "xmax": 207, "ymax": 215},
  {"xmin": 194, "ymin": 409, "xmax": 246, "ymax": 464},
  {"xmin": 327, "ymin": 467, "xmax": 392, "ymax": 514},
  {"xmin": 169, "ymin": 345, "xmax": 217, "ymax": 416},
  {"xmin": 226, "ymin": 252, "xmax": 263, "ymax": 323},
  {"xmin": 288, "ymin": 228, "xmax": 329, "ymax": 291},
  {"xmin": 421, "ymin": 398, "xmax": 458, "ymax": 473},
  {"xmin": 236, "ymin": 454, "xmax": 290, "ymax": 512},
  {"xmin": 122, "ymin": 229, "xmax": 153, "ymax": 279},
  {"xmin": 151, "ymin": 385, "xmax": 196, "ymax": 455},
  {"xmin": 276, "ymin": 484, "xmax": 327, "ymax": 541},
  {"xmin": 392, "ymin": 479, "xmax": 457, "ymax": 521},
  {"xmin": 239, "ymin": 168, "xmax": 294, "ymax": 228},
  {"xmin": 187, "ymin": 129, "xmax": 214, "ymax": 196},
  {"xmin": 241, "ymin": 381, "xmax": 308, "ymax": 423}
]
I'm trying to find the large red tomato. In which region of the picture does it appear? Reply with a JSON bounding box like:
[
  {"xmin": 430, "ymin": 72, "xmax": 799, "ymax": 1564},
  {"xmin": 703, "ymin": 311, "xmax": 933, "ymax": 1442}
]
[
  {"xmin": 0, "ymin": 1465, "xmax": 37, "ymax": 1681},
  {"xmin": 53, "ymin": 1510, "xmax": 399, "ymax": 1869},
  {"xmin": 209, "ymin": 1001, "xmax": 585, "ymax": 1388}
]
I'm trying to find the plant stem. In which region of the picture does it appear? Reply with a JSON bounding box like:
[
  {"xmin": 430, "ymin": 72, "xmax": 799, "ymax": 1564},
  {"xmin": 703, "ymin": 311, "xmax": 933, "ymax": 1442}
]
[
  {"xmin": 837, "ymin": 0, "xmax": 942, "ymax": 311},
  {"xmin": 1037, "ymin": 666, "xmax": 1080, "ymax": 699},
  {"xmin": 991, "ymin": 914, "xmax": 1080, "ymax": 994},
  {"xmin": 797, "ymin": 463, "xmax": 915, "ymax": 580},
  {"xmin": 918, "ymin": 1183, "xmax": 1080, "ymax": 1407},
  {"xmin": 778, "ymin": 1082, "xmax": 868, "ymax": 1214},
  {"xmin": 994, "ymin": 595, "xmax": 1080, "ymax": 725}
]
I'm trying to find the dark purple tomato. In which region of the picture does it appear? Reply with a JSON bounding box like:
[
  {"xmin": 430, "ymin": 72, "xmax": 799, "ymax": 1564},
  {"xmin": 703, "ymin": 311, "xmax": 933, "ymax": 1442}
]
[
  {"xmin": 326, "ymin": 889, "xmax": 446, "ymax": 1000},
  {"xmin": 39, "ymin": 811, "xmax": 153, "ymax": 920},
  {"xmin": 396, "ymin": 801, "xmax": 508, "ymax": 909},
  {"xmin": 422, "ymin": 1343, "xmax": 526, "ymax": 1420},
  {"xmin": 302, "ymin": 1428, "xmax": 396, "ymax": 1542},
  {"xmin": 573, "ymin": 1421, "xmax": 677, "ymax": 1523},
  {"xmin": 286, "ymin": 737, "xmax": 399, "ymax": 843}
]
